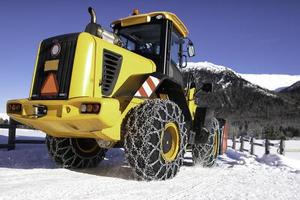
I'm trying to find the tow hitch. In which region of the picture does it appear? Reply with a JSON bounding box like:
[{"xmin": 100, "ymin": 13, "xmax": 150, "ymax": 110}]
[{"xmin": 32, "ymin": 105, "xmax": 47, "ymax": 118}]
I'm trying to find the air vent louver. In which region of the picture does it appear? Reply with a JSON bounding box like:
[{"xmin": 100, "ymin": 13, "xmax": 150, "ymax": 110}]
[{"xmin": 102, "ymin": 50, "xmax": 122, "ymax": 96}]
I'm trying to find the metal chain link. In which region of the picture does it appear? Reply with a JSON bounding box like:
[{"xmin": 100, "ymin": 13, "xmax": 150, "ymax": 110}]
[
  {"xmin": 124, "ymin": 99, "xmax": 188, "ymax": 180},
  {"xmin": 46, "ymin": 136, "xmax": 105, "ymax": 168},
  {"xmin": 192, "ymin": 117, "xmax": 219, "ymax": 167}
]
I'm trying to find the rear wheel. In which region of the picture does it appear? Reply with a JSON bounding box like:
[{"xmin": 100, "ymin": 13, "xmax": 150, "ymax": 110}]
[
  {"xmin": 192, "ymin": 117, "xmax": 220, "ymax": 167},
  {"xmin": 46, "ymin": 135, "xmax": 106, "ymax": 168},
  {"xmin": 123, "ymin": 99, "xmax": 187, "ymax": 180}
]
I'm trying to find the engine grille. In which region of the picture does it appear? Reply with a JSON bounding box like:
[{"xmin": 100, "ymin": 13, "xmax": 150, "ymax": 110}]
[
  {"xmin": 102, "ymin": 49, "xmax": 123, "ymax": 96},
  {"xmin": 31, "ymin": 33, "xmax": 79, "ymax": 100}
]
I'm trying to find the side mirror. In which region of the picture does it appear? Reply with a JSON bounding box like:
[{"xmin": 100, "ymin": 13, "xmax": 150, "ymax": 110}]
[{"xmin": 187, "ymin": 41, "xmax": 195, "ymax": 57}]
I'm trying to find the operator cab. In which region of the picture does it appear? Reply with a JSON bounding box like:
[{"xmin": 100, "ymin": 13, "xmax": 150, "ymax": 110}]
[{"xmin": 112, "ymin": 10, "xmax": 195, "ymax": 86}]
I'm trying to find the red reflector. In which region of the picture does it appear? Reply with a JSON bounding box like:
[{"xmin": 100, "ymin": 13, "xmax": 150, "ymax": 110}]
[
  {"xmin": 87, "ymin": 104, "xmax": 93, "ymax": 113},
  {"xmin": 80, "ymin": 103, "xmax": 101, "ymax": 114},
  {"xmin": 41, "ymin": 72, "xmax": 59, "ymax": 96},
  {"xmin": 92, "ymin": 104, "xmax": 100, "ymax": 113},
  {"xmin": 7, "ymin": 103, "xmax": 22, "ymax": 113}
]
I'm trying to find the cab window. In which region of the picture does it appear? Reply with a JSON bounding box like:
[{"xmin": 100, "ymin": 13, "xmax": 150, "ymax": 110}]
[{"xmin": 170, "ymin": 31, "xmax": 181, "ymax": 68}]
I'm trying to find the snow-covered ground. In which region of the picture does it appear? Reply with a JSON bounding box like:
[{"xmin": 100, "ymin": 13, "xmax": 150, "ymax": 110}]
[
  {"xmin": 0, "ymin": 113, "xmax": 8, "ymax": 120},
  {"xmin": 0, "ymin": 129, "xmax": 300, "ymax": 200}
]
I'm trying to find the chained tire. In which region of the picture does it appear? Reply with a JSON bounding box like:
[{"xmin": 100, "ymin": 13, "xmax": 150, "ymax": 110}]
[
  {"xmin": 192, "ymin": 117, "xmax": 219, "ymax": 167},
  {"xmin": 46, "ymin": 135, "xmax": 106, "ymax": 168},
  {"xmin": 123, "ymin": 99, "xmax": 188, "ymax": 180}
]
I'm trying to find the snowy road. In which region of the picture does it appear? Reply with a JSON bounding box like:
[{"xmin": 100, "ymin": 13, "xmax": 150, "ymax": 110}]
[{"xmin": 1, "ymin": 130, "xmax": 300, "ymax": 200}]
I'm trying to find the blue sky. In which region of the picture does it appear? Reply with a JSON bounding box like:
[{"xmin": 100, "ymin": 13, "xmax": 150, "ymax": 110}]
[{"xmin": 0, "ymin": 0, "xmax": 299, "ymax": 112}]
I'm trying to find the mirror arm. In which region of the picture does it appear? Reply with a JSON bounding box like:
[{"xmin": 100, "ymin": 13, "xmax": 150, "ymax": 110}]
[{"xmin": 181, "ymin": 55, "xmax": 188, "ymax": 68}]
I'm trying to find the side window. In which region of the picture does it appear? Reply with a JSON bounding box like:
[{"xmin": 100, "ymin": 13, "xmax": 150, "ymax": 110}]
[{"xmin": 170, "ymin": 31, "xmax": 180, "ymax": 68}]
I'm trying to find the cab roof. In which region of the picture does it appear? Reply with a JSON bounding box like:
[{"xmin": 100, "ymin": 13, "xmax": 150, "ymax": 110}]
[{"xmin": 111, "ymin": 11, "xmax": 189, "ymax": 37}]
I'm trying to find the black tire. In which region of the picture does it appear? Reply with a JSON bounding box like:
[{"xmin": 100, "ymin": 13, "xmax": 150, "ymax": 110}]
[
  {"xmin": 192, "ymin": 117, "xmax": 219, "ymax": 167},
  {"xmin": 123, "ymin": 99, "xmax": 188, "ymax": 180},
  {"xmin": 46, "ymin": 135, "xmax": 106, "ymax": 168}
]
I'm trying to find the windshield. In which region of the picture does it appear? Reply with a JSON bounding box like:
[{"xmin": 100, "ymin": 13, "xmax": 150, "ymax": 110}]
[{"xmin": 116, "ymin": 24, "xmax": 162, "ymax": 56}]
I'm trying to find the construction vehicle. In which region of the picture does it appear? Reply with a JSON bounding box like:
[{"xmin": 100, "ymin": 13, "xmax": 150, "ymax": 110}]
[{"xmin": 7, "ymin": 7, "xmax": 222, "ymax": 180}]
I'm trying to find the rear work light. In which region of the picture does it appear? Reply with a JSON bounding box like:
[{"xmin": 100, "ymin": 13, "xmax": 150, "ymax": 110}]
[
  {"xmin": 7, "ymin": 103, "xmax": 22, "ymax": 113},
  {"xmin": 80, "ymin": 103, "xmax": 101, "ymax": 114}
]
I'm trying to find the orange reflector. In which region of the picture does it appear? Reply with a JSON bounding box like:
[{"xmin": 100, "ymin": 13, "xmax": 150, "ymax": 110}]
[
  {"xmin": 41, "ymin": 72, "xmax": 59, "ymax": 96},
  {"xmin": 132, "ymin": 9, "xmax": 140, "ymax": 15}
]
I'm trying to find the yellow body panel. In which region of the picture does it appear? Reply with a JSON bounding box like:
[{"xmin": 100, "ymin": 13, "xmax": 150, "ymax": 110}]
[
  {"xmin": 93, "ymin": 35, "xmax": 156, "ymax": 97},
  {"xmin": 7, "ymin": 32, "xmax": 155, "ymax": 142},
  {"xmin": 112, "ymin": 11, "xmax": 189, "ymax": 37},
  {"xmin": 121, "ymin": 15, "xmax": 151, "ymax": 27},
  {"xmin": 69, "ymin": 33, "xmax": 96, "ymax": 98},
  {"xmin": 187, "ymin": 88, "xmax": 197, "ymax": 120},
  {"xmin": 8, "ymin": 97, "xmax": 145, "ymax": 141},
  {"xmin": 7, "ymin": 97, "xmax": 121, "ymax": 140},
  {"xmin": 29, "ymin": 42, "xmax": 41, "ymax": 97}
]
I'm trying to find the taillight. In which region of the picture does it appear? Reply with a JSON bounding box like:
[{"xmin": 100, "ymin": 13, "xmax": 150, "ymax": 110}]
[
  {"xmin": 7, "ymin": 103, "xmax": 22, "ymax": 113},
  {"xmin": 80, "ymin": 103, "xmax": 101, "ymax": 114}
]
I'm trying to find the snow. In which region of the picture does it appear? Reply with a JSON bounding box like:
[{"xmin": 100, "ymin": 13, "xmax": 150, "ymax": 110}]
[
  {"xmin": 186, "ymin": 61, "xmax": 237, "ymax": 74},
  {"xmin": 185, "ymin": 62, "xmax": 277, "ymax": 97},
  {"xmin": 1, "ymin": 130, "xmax": 300, "ymax": 200},
  {"xmin": 244, "ymin": 82, "xmax": 277, "ymax": 98},
  {"xmin": 185, "ymin": 62, "xmax": 300, "ymax": 91},
  {"xmin": 240, "ymin": 74, "xmax": 300, "ymax": 91},
  {"xmin": 0, "ymin": 113, "xmax": 8, "ymax": 120}
]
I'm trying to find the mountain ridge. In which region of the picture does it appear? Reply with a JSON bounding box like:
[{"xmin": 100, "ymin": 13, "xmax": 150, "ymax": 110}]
[{"xmin": 185, "ymin": 62, "xmax": 300, "ymax": 139}]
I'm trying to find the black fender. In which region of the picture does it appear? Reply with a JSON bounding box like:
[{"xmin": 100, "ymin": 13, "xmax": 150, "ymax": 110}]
[{"xmin": 154, "ymin": 76, "xmax": 193, "ymax": 128}]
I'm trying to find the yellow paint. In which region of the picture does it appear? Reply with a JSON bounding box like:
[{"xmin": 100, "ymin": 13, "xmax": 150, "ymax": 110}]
[
  {"xmin": 159, "ymin": 93, "xmax": 169, "ymax": 100},
  {"xmin": 8, "ymin": 31, "xmax": 160, "ymax": 142},
  {"xmin": 121, "ymin": 15, "xmax": 151, "ymax": 27},
  {"xmin": 161, "ymin": 122, "xmax": 180, "ymax": 162},
  {"xmin": 93, "ymin": 34, "xmax": 156, "ymax": 97},
  {"xmin": 69, "ymin": 33, "xmax": 96, "ymax": 98},
  {"xmin": 29, "ymin": 42, "xmax": 41, "ymax": 97},
  {"xmin": 213, "ymin": 131, "xmax": 219, "ymax": 158},
  {"xmin": 7, "ymin": 97, "xmax": 122, "ymax": 141},
  {"xmin": 44, "ymin": 59, "xmax": 59, "ymax": 71},
  {"xmin": 112, "ymin": 11, "xmax": 189, "ymax": 37},
  {"xmin": 187, "ymin": 88, "xmax": 197, "ymax": 120}
]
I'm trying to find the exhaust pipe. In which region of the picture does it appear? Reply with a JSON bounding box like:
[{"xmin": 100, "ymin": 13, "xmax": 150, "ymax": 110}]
[
  {"xmin": 85, "ymin": 7, "xmax": 101, "ymax": 35},
  {"xmin": 88, "ymin": 7, "xmax": 97, "ymax": 24},
  {"xmin": 85, "ymin": 7, "xmax": 122, "ymax": 46}
]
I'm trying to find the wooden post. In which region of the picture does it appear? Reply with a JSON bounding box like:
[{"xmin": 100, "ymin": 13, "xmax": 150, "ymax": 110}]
[
  {"xmin": 240, "ymin": 136, "xmax": 244, "ymax": 152},
  {"xmin": 279, "ymin": 137, "xmax": 285, "ymax": 155},
  {"xmin": 250, "ymin": 137, "xmax": 255, "ymax": 155},
  {"xmin": 8, "ymin": 118, "xmax": 16, "ymax": 150},
  {"xmin": 265, "ymin": 138, "xmax": 270, "ymax": 155},
  {"xmin": 232, "ymin": 136, "xmax": 236, "ymax": 150}
]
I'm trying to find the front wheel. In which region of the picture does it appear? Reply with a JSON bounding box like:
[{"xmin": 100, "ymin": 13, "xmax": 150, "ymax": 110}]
[
  {"xmin": 192, "ymin": 117, "xmax": 220, "ymax": 167},
  {"xmin": 46, "ymin": 136, "xmax": 106, "ymax": 168},
  {"xmin": 123, "ymin": 99, "xmax": 188, "ymax": 180}
]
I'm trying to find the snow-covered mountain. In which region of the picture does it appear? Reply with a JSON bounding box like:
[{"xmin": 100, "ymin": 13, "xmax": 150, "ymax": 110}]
[
  {"xmin": 280, "ymin": 81, "xmax": 300, "ymax": 103},
  {"xmin": 185, "ymin": 62, "xmax": 300, "ymax": 138},
  {"xmin": 239, "ymin": 74, "xmax": 300, "ymax": 91},
  {"xmin": 281, "ymin": 81, "xmax": 300, "ymax": 93},
  {"xmin": 187, "ymin": 62, "xmax": 300, "ymax": 91}
]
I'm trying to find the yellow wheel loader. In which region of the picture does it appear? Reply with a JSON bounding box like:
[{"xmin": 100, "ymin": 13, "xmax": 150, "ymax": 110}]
[{"xmin": 7, "ymin": 7, "xmax": 221, "ymax": 180}]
